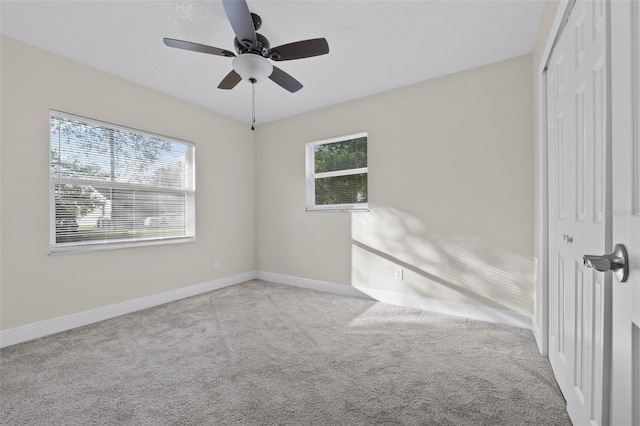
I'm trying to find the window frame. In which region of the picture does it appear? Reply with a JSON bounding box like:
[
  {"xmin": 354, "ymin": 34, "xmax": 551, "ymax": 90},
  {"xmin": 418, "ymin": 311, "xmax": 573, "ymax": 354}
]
[
  {"xmin": 49, "ymin": 110, "xmax": 196, "ymax": 255},
  {"xmin": 305, "ymin": 131, "xmax": 369, "ymax": 212}
]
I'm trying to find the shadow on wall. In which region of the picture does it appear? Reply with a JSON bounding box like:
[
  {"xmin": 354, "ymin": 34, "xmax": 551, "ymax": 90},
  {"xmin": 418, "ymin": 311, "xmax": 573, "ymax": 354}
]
[{"xmin": 350, "ymin": 205, "xmax": 535, "ymax": 315}]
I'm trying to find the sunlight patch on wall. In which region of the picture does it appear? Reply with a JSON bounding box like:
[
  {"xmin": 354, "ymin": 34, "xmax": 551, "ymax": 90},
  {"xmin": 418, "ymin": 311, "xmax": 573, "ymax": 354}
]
[{"xmin": 351, "ymin": 205, "xmax": 535, "ymax": 314}]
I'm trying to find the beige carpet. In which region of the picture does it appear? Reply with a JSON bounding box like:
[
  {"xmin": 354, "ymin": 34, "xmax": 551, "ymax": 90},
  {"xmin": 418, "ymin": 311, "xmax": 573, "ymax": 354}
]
[{"xmin": 0, "ymin": 280, "xmax": 570, "ymax": 425}]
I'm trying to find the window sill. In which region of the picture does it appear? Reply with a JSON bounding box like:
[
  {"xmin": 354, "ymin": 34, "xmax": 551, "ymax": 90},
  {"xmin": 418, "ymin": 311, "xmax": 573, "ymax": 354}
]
[
  {"xmin": 50, "ymin": 236, "xmax": 195, "ymax": 255},
  {"xmin": 306, "ymin": 205, "xmax": 369, "ymax": 213}
]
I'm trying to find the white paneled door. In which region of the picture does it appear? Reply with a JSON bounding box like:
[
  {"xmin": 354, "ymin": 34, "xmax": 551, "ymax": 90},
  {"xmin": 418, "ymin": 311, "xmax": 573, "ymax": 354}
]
[
  {"xmin": 546, "ymin": 0, "xmax": 609, "ymax": 424},
  {"xmin": 547, "ymin": 0, "xmax": 640, "ymax": 424},
  {"xmin": 610, "ymin": 0, "xmax": 640, "ymax": 424}
]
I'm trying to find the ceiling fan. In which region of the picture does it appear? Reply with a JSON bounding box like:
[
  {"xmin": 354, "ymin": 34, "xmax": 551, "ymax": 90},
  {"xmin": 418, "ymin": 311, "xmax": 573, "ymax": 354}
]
[{"xmin": 163, "ymin": 0, "xmax": 329, "ymax": 128}]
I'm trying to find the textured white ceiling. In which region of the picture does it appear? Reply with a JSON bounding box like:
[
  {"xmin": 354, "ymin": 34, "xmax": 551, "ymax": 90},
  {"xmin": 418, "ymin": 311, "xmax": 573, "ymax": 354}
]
[{"xmin": 0, "ymin": 0, "xmax": 544, "ymax": 124}]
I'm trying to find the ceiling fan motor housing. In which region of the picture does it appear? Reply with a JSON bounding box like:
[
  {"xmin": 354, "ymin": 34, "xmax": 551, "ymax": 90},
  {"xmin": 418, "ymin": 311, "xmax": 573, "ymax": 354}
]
[{"xmin": 234, "ymin": 32, "xmax": 270, "ymax": 57}]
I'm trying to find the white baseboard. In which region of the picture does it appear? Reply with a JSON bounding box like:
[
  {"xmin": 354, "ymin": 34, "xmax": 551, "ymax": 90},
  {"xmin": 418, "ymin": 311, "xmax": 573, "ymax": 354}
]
[
  {"xmin": 354, "ymin": 286, "xmax": 532, "ymax": 329},
  {"xmin": 258, "ymin": 271, "xmax": 532, "ymax": 330},
  {"xmin": 256, "ymin": 271, "xmax": 374, "ymax": 300},
  {"xmin": 0, "ymin": 271, "xmax": 257, "ymax": 348},
  {"xmin": 531, "ymin": 320, "xmax": 547, "ymax": 355}
]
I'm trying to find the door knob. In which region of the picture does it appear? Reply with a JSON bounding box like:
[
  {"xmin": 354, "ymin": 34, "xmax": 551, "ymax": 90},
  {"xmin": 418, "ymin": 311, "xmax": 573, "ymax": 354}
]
[
  {"xmin": 583, "ymin": 244, "xmax": 629, "ymax": 283},
  {"xmin": 562, "ymin": 234, "xmax": 573, "ymax": 243}
]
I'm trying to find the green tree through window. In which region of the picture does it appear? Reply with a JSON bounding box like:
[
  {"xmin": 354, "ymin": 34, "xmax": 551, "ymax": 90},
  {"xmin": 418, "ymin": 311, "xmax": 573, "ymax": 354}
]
[
  {"xmin": 50, "ymin": 111, "xmax": 195, "ymax": 251},
  {"xmin": 307, "ymin": 133, "xmax": 368, "ymax": 210}
]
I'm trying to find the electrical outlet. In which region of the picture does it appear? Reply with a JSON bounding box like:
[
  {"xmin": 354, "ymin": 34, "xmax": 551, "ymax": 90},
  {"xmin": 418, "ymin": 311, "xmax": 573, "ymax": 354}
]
[
  {"xmin": 394, "ymin": 268, "xmax": 403, "ymax": 280},
  {"xmin": 213, "ymin": 259, "xmax": 220, "ymax": 270}
]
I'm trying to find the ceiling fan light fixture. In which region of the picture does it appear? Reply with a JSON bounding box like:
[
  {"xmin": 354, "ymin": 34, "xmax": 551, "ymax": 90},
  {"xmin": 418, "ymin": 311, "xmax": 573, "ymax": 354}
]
[{"xmin": 232, "ymin": 54, "xmax": 273, "ymax": 84}]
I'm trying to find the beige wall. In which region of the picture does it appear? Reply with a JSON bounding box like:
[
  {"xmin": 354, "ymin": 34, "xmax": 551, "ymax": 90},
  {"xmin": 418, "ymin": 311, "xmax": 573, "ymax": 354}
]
[
  {"xmin": 256, "ymin": 55, "xmax": 536, "ymax": 315},
  {"xmin": 532, "ymin": 1, "xmax": 561, "ymax": 328},
  {"xmin": 0, "ymin": 36, "xmax": 256, "ymax": 330}
]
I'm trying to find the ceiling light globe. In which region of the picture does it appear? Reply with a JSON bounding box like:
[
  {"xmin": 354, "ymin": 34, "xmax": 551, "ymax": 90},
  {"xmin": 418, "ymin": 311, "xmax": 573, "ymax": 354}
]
[{"xmin": 232, "ymin": 54, "xmax": 273, "ymax": 84}]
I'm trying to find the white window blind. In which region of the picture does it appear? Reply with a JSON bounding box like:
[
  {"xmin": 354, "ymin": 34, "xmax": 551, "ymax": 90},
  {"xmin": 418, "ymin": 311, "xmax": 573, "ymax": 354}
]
[
  {"xmin": 49, "ymin": 111, "xmax": 195, "ymax": 254},
  {"xmin": 306, "ymin": 131, "xmax": 368, "ymax": 212}
]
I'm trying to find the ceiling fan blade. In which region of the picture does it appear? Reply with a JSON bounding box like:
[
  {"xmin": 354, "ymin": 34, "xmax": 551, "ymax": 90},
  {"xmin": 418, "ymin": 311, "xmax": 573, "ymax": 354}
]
[
  {"xmin": 269, "ymin": 66, "xmax": 303, "ymax": 93},
  {"xmin": 218, "ymin": 70, "xmax": 242, "ymax": 90},
  {"xmin": 222, "ymin": 0, "xmax": 257, "ymax": 49},
  {"xmin": 269, "ymin": 38, "xmax": 329, "ymax": 61},
  {"xmin": 163, "ymin": 38, "xmax": 235, "ymax": 57}
]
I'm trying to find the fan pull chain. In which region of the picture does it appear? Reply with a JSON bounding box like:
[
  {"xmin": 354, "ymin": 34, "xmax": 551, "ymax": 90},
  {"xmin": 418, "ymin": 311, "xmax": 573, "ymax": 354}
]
[{"xmin": 251, "ymin": 80, "xmax": 256, "ymax": 131}]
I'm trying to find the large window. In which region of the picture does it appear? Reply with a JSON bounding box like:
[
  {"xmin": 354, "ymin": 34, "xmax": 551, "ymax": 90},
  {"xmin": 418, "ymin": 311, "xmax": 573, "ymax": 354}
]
[
  {"xmin": 306, "ymin": 131, "xmax": 368, "ymax": 211},
  {"xmin": 49, "ymin": 111, "xmax": 195, "ymax": 253}
]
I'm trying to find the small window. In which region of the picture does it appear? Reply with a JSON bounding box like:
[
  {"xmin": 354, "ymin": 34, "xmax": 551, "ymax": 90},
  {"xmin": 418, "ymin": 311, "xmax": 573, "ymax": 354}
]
[
  {"xmin": 49, "ymin": 111, "xmax": 195, "ymax": 254},
  {"xmin": 306, "ymin": 131, "xmax": 368, "ymax": 212}
]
